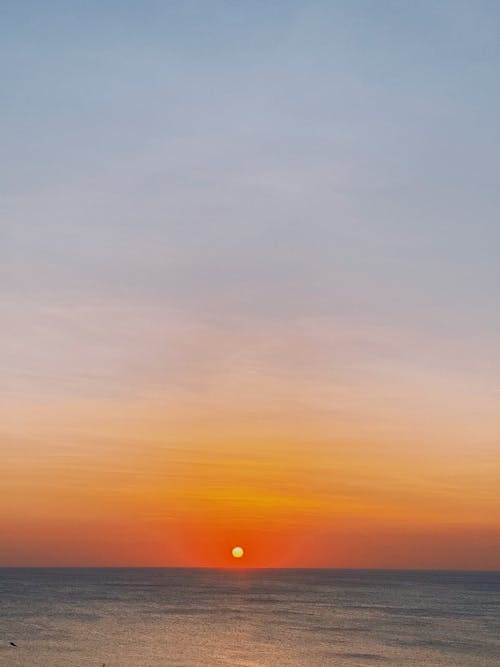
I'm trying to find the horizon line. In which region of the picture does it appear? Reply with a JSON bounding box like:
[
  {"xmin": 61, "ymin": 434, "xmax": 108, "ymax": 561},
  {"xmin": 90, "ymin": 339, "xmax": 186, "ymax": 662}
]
[{"xmin": 1, "ymin": 566, "xmax": 499, "ymax": 573}]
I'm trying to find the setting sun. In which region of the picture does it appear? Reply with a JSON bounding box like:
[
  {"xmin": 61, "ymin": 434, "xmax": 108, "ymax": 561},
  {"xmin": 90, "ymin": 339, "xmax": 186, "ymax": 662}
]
[{"xmin": 232, "ymin": 546, "xmax": 244, "ymax": 559}]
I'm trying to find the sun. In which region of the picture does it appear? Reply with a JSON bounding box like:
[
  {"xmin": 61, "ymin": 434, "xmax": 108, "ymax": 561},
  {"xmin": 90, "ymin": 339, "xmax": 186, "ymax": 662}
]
[{"xmin": 232, "ymin": 546, "xmax": 244, "ymax": 559}]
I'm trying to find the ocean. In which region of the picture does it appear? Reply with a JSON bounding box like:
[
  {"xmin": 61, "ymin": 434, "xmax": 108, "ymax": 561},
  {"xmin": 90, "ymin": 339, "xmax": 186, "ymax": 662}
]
[{"xmin": 0, "ymin": 568, "xmax": 498, "ymax": 666}]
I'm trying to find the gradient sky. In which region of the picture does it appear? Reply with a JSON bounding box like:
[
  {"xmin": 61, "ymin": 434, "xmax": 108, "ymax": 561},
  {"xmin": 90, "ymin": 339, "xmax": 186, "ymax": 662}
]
[{"xmin": 2, "ymin": 1, "xmax": 500, "ymax": 568}]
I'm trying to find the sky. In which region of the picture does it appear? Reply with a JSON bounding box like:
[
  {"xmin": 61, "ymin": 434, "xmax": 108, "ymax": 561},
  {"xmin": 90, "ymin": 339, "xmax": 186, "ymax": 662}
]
[{"xmin": 2, "ymin": 1, "xmax": 499, "ymax": 568}]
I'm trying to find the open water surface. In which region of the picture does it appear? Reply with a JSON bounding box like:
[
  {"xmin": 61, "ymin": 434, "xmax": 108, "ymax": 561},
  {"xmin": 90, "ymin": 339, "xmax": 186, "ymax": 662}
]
[{"xmin": 0, "ymin": 568, "xmax": 499, "ymax": 666}]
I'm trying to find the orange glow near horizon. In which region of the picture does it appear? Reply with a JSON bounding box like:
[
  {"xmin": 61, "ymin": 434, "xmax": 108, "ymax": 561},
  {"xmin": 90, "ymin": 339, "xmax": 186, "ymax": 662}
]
[
  {"xmin": 2, "ymin": 309, "xmax": 500, "ymax": 571},
  {"xmin": 2, "ymin": 384, "xmax": 500, "ymax": 569}
]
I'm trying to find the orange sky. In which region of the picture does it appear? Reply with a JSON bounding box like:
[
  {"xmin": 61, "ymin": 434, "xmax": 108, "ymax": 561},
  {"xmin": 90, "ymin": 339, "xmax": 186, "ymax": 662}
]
[{"xmin": 2, "ymin": 334, "xmax": 499, "ymax": 568}]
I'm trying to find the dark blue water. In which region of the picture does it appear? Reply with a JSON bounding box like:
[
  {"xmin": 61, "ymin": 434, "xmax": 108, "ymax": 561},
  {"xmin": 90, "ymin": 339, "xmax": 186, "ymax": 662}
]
[{"xmin": 0, "ymin": 569, "xmax": 499, "ymax": 666}]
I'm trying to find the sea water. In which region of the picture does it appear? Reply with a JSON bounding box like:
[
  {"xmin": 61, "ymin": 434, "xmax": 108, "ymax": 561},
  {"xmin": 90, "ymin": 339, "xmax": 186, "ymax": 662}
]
[{"xmin": 0, "ymin": 568, "xmax": 499, "ymax": 666}]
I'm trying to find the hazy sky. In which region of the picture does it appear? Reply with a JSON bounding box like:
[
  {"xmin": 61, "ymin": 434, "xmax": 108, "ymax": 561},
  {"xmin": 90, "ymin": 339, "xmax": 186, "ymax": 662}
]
[{"xmin": 2, "ymin": 1, "xmax": 499, "ymax": 567}]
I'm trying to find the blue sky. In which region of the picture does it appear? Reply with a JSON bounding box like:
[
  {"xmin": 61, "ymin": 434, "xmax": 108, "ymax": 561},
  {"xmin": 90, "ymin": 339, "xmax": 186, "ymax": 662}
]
[
  {"xmin": 1, "ymin": 1, "xmax": 499, "ymax": 433},
  {"xmin": 3, "ymin": 1, "xmax": 499, "ymax": 393}
]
